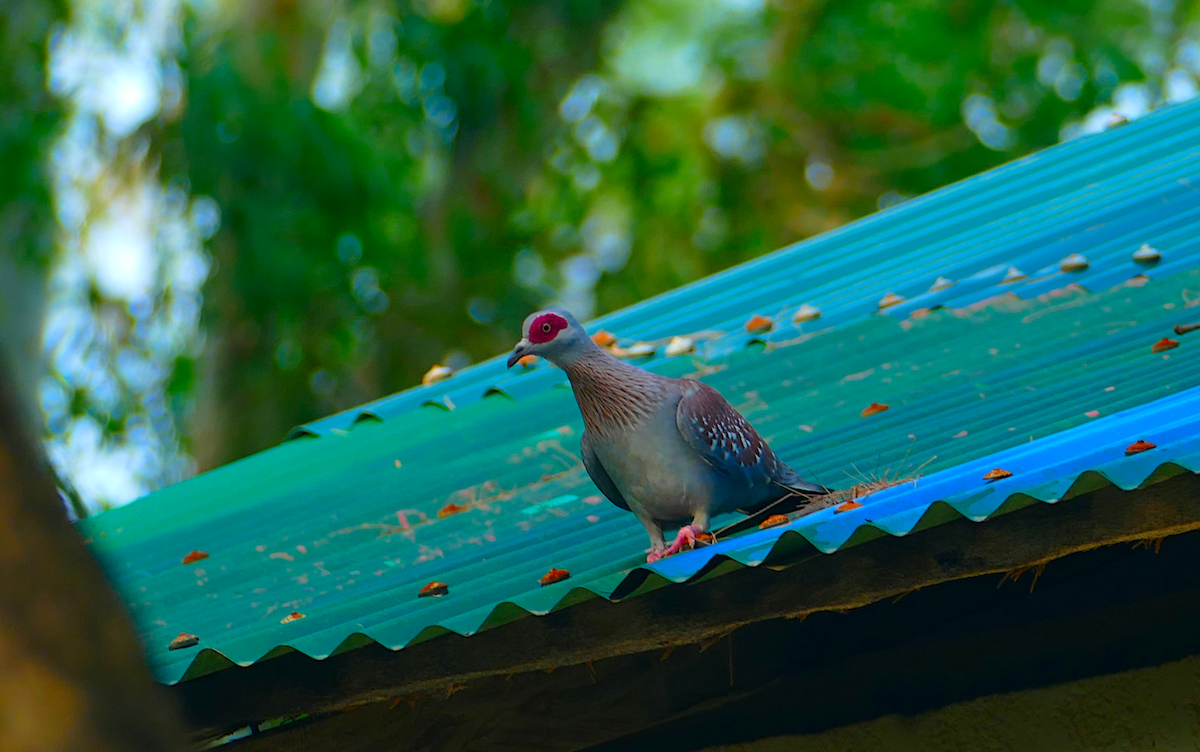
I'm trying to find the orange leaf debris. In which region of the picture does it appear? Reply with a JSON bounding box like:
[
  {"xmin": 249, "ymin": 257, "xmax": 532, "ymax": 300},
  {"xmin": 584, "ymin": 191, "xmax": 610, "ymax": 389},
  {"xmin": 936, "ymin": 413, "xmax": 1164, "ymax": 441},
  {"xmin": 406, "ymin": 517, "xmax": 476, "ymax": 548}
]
[
  {"xmin": 168, "ymin": 633, "xmax": 199, "ymax": 651},
  {"xmin": 1125, "ymin": 440, "xmax": 1156, "ymax": 456},
  {"xmin": 518, "ymin": 355, "xmax": 538, "ymax": 367},
  {"xmin": 591, "ymin": 330, "xmax": 616, "ymax": 347},
  {"xmin": 861, "ymin": 402, "xmax": 889, "ymax": 418},
  {"xmin": 759, "ymin": 515, "xmax": 789, "ymax": 529},
  {"xmin": 181, "ymin": 550, "xmax": 209, "ymax": 565},
  {"xmin": 744, "ymin": 314, "xmax": 773, "ymax": 334},
  {"xmin": 982, "ymin": 468, "xmax": 1013, "ymax": 481},
  {"xmin": 1151, "ymin": 337, "xmax": 1179, "ymax": 354},
  {"xmin": 438, "ymin": 503, "xmax": 469, "ymax": 518},
  {"xmin": 281, "ymin": 611, "xmax": 305, "ymax": 624},
  {"xmin": 419, "ymin": 581, "xmax": 449, "ymax": 598},
  {"xmin": 540, "ymin": 568, "xmax": 570, "ymax": 586},
  {"xmin": 835, "ymin": 500, "xmax": 863, "ymax": 513}
]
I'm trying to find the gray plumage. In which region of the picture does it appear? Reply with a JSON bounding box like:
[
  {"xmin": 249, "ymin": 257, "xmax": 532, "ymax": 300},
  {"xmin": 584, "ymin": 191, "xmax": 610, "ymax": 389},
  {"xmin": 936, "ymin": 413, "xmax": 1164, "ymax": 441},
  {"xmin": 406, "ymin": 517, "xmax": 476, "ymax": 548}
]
[{"xmin": 508, "ymin": 308, "xmax": 829, "ymax": 561}]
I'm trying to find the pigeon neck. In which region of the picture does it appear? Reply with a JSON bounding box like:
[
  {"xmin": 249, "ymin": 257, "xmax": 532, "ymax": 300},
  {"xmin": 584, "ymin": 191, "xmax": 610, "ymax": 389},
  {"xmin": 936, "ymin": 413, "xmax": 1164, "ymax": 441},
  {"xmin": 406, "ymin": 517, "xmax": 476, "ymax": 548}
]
[{"xmin": 564, "ymin": 349, "xmax": 658, "ymax": 436}]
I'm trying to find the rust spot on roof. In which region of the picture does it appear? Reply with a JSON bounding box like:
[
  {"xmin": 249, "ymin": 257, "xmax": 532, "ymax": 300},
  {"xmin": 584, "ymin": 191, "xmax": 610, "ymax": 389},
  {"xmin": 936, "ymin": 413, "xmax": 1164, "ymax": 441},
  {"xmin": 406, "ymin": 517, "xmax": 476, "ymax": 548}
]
[
  {"xmin": 281, "ymin": 611, "xmax": 305, "ymax": 624},
  {"xmin": 759, "ymin": 515, "xmax": 789, "ymax": 530},
  {"xmin": 861, "ymin": 402, "xmax": 889, "ymax": 417},
  {"xmin": 1125, "ymin": 440, "xmax": 1156, "ymax": 456},
  {"xmin": 1151, "ymin": 337, "xmax": 1179, "ymax": 354},
  {"xmin": 744, "ymin": 314, "xmax": 773, "ymax": 333},
  {"xmin": 540, "ymin": 568, "xmax": 570, "ymax": 586},
  {"xmin": 982, "ymin": 468, "xmax": 1013, "ymax": 481},
  {"xmin": 168, "ymin": 633, "xmax": 199, "ymax": 651},
  {"xmin": 419, "ymin": 581, "xmax": 449, "ymax": 598},
  {"xmin": 591, "ymin": 330, "xmax": 616, "ymax": 347},
  {"xmin": 181, "ymin": 550, "xmax": 209, "ymax": 565},
  {"xmin": 835, "ymin": 500, "xmax": 863, "ymax": 513}
]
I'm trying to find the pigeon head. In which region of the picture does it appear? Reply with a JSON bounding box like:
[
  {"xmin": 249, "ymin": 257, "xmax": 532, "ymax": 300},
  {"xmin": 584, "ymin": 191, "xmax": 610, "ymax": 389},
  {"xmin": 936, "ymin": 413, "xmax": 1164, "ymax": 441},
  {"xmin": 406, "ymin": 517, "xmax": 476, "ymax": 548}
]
[{"xmin": 507, "ymin": 308, "xmax": 594, "ymax": 368}]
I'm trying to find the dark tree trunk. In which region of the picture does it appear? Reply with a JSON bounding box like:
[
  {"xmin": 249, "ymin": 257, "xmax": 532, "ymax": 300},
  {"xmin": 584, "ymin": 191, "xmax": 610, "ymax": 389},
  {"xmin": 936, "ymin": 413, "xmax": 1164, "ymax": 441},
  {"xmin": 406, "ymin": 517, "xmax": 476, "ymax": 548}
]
[{"xmin": 0, "ymin": 360, "xmax": 186, "ymax": 751}]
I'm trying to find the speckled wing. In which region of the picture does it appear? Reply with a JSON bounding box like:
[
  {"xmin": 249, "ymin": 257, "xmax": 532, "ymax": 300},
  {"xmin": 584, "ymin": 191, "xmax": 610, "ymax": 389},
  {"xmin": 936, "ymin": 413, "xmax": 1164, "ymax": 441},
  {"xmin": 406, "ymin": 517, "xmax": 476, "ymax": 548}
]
[
  {"xmin": 581, "ymin": 430, "xmax": 630, "ymax": 511},
  {"xmin": 675, "ymin": 381, "xmax": 779, "ymax": 489}
]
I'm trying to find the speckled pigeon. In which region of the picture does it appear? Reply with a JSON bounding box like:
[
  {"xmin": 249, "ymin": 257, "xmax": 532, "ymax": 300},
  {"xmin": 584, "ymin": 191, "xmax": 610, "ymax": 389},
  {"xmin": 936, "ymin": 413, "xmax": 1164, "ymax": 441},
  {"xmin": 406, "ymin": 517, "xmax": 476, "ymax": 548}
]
[{"xmin": 507, "ymin": 308, "xmax": 830, "ymax": 562}]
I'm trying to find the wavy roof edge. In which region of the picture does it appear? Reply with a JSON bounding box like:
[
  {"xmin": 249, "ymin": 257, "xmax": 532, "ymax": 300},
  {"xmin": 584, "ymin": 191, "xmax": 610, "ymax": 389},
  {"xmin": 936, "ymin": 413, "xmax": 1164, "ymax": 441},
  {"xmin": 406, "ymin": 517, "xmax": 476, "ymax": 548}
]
[
  {"xmin": 167, "ymin": 383, "xmax": 1200, "ymax": 684},
  {"xmin": 286, "ymin": 99, "xmax": 1200, "ymax": 441}
]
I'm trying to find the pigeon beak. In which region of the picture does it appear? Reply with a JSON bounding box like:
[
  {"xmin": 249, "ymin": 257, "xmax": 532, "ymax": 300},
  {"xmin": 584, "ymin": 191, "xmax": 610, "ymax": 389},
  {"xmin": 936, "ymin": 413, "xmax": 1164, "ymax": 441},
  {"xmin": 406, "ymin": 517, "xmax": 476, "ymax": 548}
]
[{"xmin": 506, "ymin": 339, "xmax": 531, "ymax": 368}]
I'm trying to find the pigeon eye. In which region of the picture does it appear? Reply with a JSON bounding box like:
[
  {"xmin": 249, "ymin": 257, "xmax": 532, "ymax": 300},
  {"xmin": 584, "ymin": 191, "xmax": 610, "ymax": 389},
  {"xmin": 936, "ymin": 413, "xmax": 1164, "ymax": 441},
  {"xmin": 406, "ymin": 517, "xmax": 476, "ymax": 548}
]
[{"xmin": 541, "ymin": 323, "xmax": 552, "ymax": 334}]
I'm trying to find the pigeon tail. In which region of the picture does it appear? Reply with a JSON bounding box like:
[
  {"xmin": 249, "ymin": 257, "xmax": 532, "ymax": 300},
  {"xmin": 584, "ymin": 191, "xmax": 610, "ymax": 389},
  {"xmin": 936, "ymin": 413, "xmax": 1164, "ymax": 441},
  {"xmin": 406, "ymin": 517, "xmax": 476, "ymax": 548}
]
[{"xmin": 774, "ymin": 463, "xmax": 831, "ymax": 496}]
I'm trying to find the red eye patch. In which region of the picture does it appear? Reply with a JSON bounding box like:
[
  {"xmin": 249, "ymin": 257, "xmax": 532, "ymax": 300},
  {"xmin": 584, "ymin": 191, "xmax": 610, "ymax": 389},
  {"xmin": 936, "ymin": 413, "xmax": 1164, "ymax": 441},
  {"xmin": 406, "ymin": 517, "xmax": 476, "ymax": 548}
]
[{"xmin": 529, "ymin": 312, "xmax": 568, "ymax": 344}]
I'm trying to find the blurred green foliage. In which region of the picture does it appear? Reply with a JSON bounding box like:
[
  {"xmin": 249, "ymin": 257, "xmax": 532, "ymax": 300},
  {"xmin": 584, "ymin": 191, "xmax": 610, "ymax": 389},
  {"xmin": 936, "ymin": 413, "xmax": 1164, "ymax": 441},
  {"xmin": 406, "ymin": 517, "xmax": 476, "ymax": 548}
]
[
  {"xmin": 169, "ymin": 0, "xmax": 1200, "ymax": 470},
  {"xmin": 0, "ymin": 0, "xmax": 63, "ymax": 438},
  {"xmin": 0, "ymin": 0, "xmax": 63, "ymax": 269},
  {"xmin": 28, "ymin": 0, "xmax": 1200, "ymax": 494}
]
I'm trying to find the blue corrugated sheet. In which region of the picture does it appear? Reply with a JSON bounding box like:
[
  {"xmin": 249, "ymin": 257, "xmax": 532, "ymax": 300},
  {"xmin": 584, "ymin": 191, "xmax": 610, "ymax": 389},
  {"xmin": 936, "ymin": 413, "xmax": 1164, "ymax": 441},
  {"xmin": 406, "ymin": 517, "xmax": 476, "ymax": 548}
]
[{"xmin": 81, "ymin": 98, "xmax": 1200, "ymax": 685}]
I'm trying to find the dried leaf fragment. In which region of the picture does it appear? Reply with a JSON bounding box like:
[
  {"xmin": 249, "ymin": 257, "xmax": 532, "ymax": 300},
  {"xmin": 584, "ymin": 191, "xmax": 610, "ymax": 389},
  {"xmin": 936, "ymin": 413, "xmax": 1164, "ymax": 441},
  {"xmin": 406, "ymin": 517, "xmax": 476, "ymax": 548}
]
[
  {"xmin": 1132, "ymin": 243, "xmax": 1161, "ymax": 264},
  {"xmin": 438, "ymin": 503, "xmax": 469, "ymax": 519},
  {"xmin": 861, "ymin": 402, "xmax": 890, "ymax": 418},
  {"xmin": 422, "ymin": 364, "xmax": 453, "ymax": 386},
  {"xmin": 759, "ymin": 515, "xmax": 789, "ymax": 529},
  {"xmin": 168, "ymin": 633, "xmax": 199, "ymax": 651},
  {"xmin": 792, "ymin": 303, "xmax": 822, "ymax": 323},
  {"xmin": 540, "ymin": 568, "xmax": 570, "ymax": 586},
  {"xmin": 591, "ymin": 330, "xmax": 616, "ymax": 347},
  {"xmin": 835, "ymin": 500, "xmax": 863, "ymax": 514},
  {"xmin": 1151, "ymin": 337, "xmax": 1179, "ymax": 354},
  {"xmin": 1125, "ymin": 440, "xmax": 1156, "ymax": 456},
  {"xmin": 281, "ymin": 611, "xmax": 305, "ymax": 624},
  {"xmin": 982, "ymin": 468, "xmax": 1013, "ymax": 481},
  {"xmin": 744, "ymin": 314, "xmax": 773, "ymax": 333},
  {"xmin": 664, "ymin": 336, "xmax": 695, "ymax": 357},
  {"xmin": 419, "ymin": 581, "xmax": 449, "ymax": 598},
  {"xmin": 612, "ymin": 342, "xmax": 655, "ymax": 358},
  {"xmin": 1001, "ymin": 266, "xmax": 1027, "ymax": 284},
  {"xmin": 181, "ymin": 550, "xmax": 209, "ymax": 565},
  {"xmin": 1174, "ymin": 323, "xmax": 1200, "ymax": 336},
  {"xmin": 928, "ymin": 276, "xmax": 955, "ymax": 292},
  {"xmin": 1059, "ymin": 253, "xmax": 1089, "ymax": 272},
  {"xmin": 518, "ymin": 355, "xmax": 538, "ymax": 368},
  {"xmin": 878, "ymin": 292, "xmax": 905, "ymax": 309}
]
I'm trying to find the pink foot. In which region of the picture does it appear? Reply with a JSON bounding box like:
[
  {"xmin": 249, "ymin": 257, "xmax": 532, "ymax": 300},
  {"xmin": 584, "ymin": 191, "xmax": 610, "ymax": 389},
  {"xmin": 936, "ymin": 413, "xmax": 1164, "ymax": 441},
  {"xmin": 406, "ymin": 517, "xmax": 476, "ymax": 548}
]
[{"xmin": 645, "ymin": 525, "xmax": 709, "ymax": 563}]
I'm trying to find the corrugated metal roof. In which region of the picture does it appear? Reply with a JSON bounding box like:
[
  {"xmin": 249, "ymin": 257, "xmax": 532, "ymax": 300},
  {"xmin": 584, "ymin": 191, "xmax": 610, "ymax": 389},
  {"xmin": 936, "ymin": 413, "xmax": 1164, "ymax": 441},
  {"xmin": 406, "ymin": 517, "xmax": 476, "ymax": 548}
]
[{"xmin": 82, "ymin": 99, "xmax": 1200, "ymax": 686}]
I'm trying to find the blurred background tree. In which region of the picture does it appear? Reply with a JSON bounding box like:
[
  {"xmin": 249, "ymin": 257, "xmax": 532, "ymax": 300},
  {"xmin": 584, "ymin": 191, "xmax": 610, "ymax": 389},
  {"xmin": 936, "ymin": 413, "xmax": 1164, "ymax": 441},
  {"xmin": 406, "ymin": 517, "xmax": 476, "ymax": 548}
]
[{"xmin": 23, "ymin": 0, "xmax": 1200, "ymax": 512}]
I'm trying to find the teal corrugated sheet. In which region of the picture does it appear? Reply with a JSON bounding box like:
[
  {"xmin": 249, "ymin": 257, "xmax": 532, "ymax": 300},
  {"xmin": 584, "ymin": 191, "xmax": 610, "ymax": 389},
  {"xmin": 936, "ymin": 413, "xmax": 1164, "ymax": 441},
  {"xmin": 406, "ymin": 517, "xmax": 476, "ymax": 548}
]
[{"xmin": 81, "ymin": 99, "xmax": 1200, "ymax": 685}]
